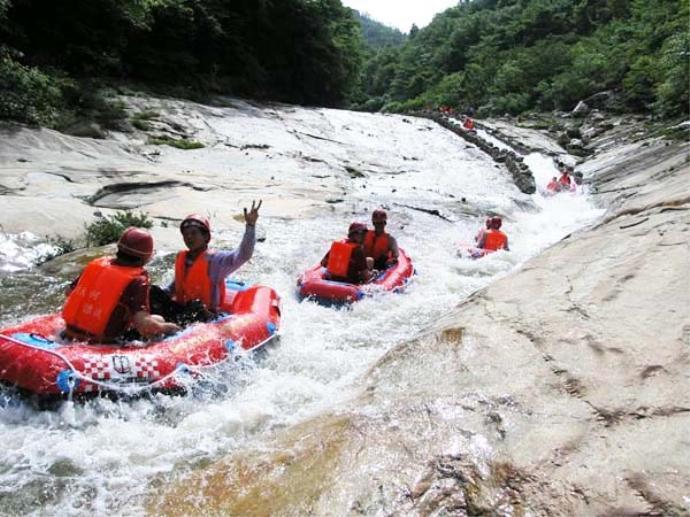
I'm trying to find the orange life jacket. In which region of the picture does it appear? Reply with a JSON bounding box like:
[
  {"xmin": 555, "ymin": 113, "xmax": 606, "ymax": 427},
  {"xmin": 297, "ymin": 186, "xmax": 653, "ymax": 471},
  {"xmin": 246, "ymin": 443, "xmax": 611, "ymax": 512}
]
[
  {"xmin": 363, "ymin": 230, "xmax": 390, "ymax": 261},
  {"xmin": 62, "ymin": 257, "xmax": 143, "ymax": 340},
  {"xmin": 483, "ymin": 230, "xmax": 508, "ymax": 251},
  {"xmin": 326, "ymin": 240, "xmax": 357, "ymax": 278},
  {"xmin": 174, "ymin": 250, "xmax": 222, "ymax": 309}
]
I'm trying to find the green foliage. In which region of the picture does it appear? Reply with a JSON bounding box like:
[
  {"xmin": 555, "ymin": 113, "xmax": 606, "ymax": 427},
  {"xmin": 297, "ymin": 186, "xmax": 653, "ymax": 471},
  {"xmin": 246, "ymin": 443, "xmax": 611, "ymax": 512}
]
[
  {"xmin": 0, "ymin": 0, "xmax": 366, "ymax": 114},
  {"xmin": 357, "ymin": 0, "xmax": 689, "ymax": 118},
  {"xmin": 130, "ymin": 109, "xmax": 159, "ymax": 131},
  {"xmin": 147, "ymin": 136, "xmax": 204, "ymax": 149},
  {"xmin": 354, "ymin": 11, "xmax": 406, "ymax": 48},
  {"xmin": 654, "ymin": 32, "xmax": 690, "ymax": 116},
  {"xmin": 0, "ymin": 57, "xmax": 63, "ymax": 125},
  {"xmin": 85, "ymin": 211, "xmax": 153, "ymax": 247}
]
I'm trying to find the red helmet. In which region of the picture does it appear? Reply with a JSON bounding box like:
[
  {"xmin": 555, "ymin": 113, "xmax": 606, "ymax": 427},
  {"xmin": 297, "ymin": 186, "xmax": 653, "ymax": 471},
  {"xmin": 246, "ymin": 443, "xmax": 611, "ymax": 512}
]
[
  {"xmin": 490, "ymin": 216, "xmax": 503, "ymax": 230},
  {"xmin": 372, "ymin": 209, "xmax": 387, "ymax": 222},
  {"xmin": 180, "ymin": 214, "xmax": 211, "ymax": 235},
  {"xmin": 117, "ymin": 227, "xmax": 154, "ymax": 261},
  {"xmin": 348, "ymin": 222, "xmax": 367, "ymax": 235}
]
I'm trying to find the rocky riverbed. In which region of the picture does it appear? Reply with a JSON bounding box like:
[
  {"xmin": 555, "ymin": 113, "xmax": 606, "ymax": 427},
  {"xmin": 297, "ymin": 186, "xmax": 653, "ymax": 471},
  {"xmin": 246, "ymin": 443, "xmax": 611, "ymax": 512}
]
[
  {"xmin": 0, "ymin": 97, "xmax": 688, "ymax": 515},
  {"xmin": 152, "ymin": 113, "xmax": 689, "ymax": 515}
]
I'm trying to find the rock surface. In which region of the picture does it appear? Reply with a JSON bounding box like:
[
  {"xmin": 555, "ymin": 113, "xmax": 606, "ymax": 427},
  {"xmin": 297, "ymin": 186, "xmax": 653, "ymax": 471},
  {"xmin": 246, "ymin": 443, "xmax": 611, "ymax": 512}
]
[{"xmin": 153, "ymin": 122, "xmax": 690, "ymax": 515}]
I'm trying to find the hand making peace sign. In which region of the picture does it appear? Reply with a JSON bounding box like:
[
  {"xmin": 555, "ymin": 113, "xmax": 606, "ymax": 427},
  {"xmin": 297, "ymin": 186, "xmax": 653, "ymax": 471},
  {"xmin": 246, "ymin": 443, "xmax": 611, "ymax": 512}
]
[{"xmin": 244, "ymin": 199, "xmax": 262, "ymax": 227}]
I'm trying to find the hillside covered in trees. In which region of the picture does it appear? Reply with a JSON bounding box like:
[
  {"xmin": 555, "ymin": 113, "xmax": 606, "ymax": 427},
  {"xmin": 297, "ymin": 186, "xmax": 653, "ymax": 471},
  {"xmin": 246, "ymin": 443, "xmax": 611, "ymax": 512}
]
[
  {"xmin": 0, "ymin": 0, "xmax": 363, "ymax": 127},
  {"xmin": 357, "ymin": 0, "xmax": 688, "ymax": 117},
  {"xmin": 355, "ymin": 11, "xmax": 406, "ymax": 49},
  {"xmin": 0, "ymin": 0, "xmax": 687, "ymax": 129}
]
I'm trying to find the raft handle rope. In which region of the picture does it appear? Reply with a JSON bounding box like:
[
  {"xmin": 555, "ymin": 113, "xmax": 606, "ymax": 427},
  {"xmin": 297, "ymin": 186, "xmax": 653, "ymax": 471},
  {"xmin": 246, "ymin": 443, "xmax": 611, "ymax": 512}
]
[{"xmin": 0, "ymin": 332, "xmax": 279, "ymax": 395}]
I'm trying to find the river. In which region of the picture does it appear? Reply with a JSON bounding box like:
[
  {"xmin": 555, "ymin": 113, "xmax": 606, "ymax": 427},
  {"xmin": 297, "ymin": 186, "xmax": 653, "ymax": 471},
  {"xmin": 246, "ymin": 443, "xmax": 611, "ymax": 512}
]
[{"xmin": 0, "ymin": 106, "xmax": 604, "ymax": 515}]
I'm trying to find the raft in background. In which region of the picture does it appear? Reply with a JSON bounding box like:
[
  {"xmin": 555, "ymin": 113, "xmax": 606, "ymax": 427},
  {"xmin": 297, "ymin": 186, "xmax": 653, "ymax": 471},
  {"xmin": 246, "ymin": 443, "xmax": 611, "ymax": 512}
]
[
  {"xmin": 297, "ymin": 249, "xmax": 414, "ymax": 304},
  {"xmin": 0, "ymin": 279, "xmax": 281, "ymax": 399}
]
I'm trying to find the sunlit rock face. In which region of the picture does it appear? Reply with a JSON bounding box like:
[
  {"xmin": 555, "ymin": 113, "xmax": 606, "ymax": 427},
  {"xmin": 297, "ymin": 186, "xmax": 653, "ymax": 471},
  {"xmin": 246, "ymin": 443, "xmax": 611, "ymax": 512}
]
[{"xmin": 153, "ymin": 123, "xmax": 689, "ymax": 515}]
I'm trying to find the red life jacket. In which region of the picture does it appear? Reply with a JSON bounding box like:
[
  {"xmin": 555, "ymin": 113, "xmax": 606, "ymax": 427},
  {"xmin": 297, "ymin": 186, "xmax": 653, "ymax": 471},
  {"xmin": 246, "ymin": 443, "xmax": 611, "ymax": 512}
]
[
  {"xmin": 326, "ymin": 240, "xmax": 357, "ymax": 278},
  {"xmin": 483, "ymin": 230, "xmax": 508, "ymax": 251},
  {"xmin": 464, "ymin": 118, "xmax": 475, "ymax": 130},
  {"xmin": 62, "ymin": 257, "xmax": 144, "ymax": 340},
  {"xmin": 547, "ymin": 180, "xmax": 560, "ymax": 192},
  {"xmin": 174, "ymin": 250, "xmax": 223, "ymax": 309},
  {"xmin": 363, "ymin": 230, "xmax": 390, "ymax": 261},
  {"xmin": 559, "ymin": 174, "xmax": 571, "ymax": 186}
]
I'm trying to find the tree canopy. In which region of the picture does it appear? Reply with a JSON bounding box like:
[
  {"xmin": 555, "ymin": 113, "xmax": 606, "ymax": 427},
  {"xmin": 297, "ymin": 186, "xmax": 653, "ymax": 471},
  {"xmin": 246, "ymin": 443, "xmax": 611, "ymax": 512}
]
[
  {"xmin": 355, "ymin": 11, "xmax": 406, "ymax": 49},
  {"xmin": 0, "ymin": 0, "xmax": 364, "ymax": 125},
  {"xmin": 355, "ymin": 0, "xmax": 689, "ymax": 117},
  {"xmin": 1, "ymin": 0, "xmax": 687, "ymax": 127}
]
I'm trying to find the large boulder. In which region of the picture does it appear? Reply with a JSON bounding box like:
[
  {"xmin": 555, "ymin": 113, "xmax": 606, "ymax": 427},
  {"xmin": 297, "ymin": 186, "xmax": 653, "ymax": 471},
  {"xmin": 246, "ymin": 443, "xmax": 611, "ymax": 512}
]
[{"xmin": 572, "ymin": 101, "xmax": 591, "ymax": 117}]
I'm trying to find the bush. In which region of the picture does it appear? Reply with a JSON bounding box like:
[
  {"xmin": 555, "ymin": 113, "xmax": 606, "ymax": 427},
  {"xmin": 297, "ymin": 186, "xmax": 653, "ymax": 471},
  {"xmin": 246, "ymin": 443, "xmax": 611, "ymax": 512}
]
[
  {"xmin": 654, "ymin": 32, "xmax": 690, "ymax": 117},
  {"xmin": 0, "ymin": 57, "xmax": 64, "ymax": 126},
  {"xmin": 85, "ymin": 211, "xmax": 153, "ymax": 247},
  {"xmin": 147, "ymin": 136, "xmax": 205, "ymax": 149},
  {"xmin": 130, "ymin": 109, "xmax": 159, "ymax": 130},
  {"xmin": 37, "ymin": 235, "xmax": 78, "ymax": 265}
]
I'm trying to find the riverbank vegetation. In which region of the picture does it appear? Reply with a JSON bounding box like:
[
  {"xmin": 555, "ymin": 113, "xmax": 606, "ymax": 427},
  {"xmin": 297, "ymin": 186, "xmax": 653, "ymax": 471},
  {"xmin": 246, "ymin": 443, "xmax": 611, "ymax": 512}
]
[{"xmin": 0, "ymin": 0, "xmax": 687, "ymax": 129}]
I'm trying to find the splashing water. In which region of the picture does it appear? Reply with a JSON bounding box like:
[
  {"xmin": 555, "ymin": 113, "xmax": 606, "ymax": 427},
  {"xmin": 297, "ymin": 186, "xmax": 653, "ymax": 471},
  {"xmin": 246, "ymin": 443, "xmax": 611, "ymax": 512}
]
[{"xmin": 0, "ymin": 132, "xmax": 604, "ymax": 515}]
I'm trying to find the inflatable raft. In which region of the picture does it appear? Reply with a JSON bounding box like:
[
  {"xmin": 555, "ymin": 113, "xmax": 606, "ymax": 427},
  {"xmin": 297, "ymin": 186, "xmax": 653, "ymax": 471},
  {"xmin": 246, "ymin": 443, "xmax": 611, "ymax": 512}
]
[
  {"xmin": 545, "ymin": 182, "xmax": 577, "ymax": 196},
  {"xmin": 298, "ymin": 249, "xmax": 414, "ymax": 304},
  {"xmin": 0, "ymin": 280, "xmax": 280, "ymax": 398},
  {"xmin": 457, "ymin": 244, "xmax": 494, "ymax": 259}
]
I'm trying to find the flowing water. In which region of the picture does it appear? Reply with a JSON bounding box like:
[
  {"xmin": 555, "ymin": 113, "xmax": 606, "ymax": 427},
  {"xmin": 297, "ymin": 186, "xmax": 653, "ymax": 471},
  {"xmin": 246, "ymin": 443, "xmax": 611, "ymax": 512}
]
[{"xmin": 0, "ymin": 120, "xmax": 604, "ymax": 515}]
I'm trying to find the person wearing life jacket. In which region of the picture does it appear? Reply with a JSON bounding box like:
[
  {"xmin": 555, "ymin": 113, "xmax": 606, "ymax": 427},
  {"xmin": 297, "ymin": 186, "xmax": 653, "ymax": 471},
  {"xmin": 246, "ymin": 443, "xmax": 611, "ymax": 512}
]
[
  {"xmin": 546, "ymin": 176, "xmax": 561, "ymax": 193},
  {"xmin": 558, "ymin": 168, "xmax": 573, "ymax": 189},
  {"xmin": 320, "ymin": 222, "xmax": 372, "ymax": 284},
  {"xmin": 363, "ymin": 209, "xmax": 399, "ymax": 270},
  {"xmin": 463, "ymin": 116, "xmax": 475, "ymax": 131},
  {"xmin": 62, "ymin": 227, "xmax": 180, "ymax": 343},
  {"xmin": 150, "ymin": 200, "xmax": 261, "ymax": 325},
  {"xmin": 474, "ymin": 217, "xmax": 492, "ymax": 243},
  {"xmin": 477, "ymin": 216, "xmax": 509, "ymax": 252}
]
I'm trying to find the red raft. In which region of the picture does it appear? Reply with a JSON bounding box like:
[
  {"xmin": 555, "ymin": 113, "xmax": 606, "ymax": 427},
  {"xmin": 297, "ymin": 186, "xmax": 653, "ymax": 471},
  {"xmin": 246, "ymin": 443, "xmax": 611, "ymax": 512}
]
[
  {"xmin": 298, "ymin": 249, "xmax": 414, "ymax": 304},
  {"xmin": 0, "ymin": 280, "xmax": 280, "ymax": 398},
  {"xmin": 457, "ymin": 243, "xmax": 500, "ymax": 259}
]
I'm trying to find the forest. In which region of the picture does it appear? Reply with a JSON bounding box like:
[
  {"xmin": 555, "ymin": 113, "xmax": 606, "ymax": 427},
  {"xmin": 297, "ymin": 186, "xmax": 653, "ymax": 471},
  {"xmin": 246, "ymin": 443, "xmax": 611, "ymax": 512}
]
[{"xmin": 0, "ymin": 0, "xmax": 687, "ymax": 129}]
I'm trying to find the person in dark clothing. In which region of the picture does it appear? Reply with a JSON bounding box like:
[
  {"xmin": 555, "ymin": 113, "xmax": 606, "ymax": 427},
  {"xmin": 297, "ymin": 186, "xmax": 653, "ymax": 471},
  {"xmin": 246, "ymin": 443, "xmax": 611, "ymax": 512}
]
[{"xmin": 320, "ymin": 222, "xmax": 373, "ymax": 284}]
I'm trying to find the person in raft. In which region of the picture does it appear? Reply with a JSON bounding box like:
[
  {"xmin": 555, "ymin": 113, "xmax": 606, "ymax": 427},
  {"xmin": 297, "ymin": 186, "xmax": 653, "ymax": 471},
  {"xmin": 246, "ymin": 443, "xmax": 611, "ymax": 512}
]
[
  {"xmin": 546, "ymin": 176, "xmax": 561, "ymax": 192},
  {"xmin": 149, "ymin": 200, "xmax": 261, "ymax": 325},
  {"xmin": 558, "ymin": 166, "xmax": 574, "ymax": 190},
  {"xmin": 477, "ymin": 216, "xmax": 509, "ymax": 252},
  {"xmin": 363, "ymin": 209, "xmax": 399, "ymax": 271},
  {"xmin": 320, "ymin": 222, "xmax": 374, "ymax": 284},
  {"xmin": 474, "ymin": 217, "xmax": 492, "ymax": 243},
  {"xmin": 62, "ymin": 227, "xmax": 180, "ymax": 343}
]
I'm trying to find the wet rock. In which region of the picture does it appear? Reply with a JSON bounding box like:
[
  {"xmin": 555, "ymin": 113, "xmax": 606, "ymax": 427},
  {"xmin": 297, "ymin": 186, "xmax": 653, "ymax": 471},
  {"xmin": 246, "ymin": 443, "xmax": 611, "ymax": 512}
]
[
  {"xmin": 63, "ymin": 121, "xmax": 107, "ymax": 139},
  {"xmin": 345, "ymin": 166, "xmax": 365, "ymax": 178},
  {"xmin": 566, "ymin": 126, "xmax": 582, "ymax": 139},
  {"xmin": 109, "ymin": 119, "xmax": 135, "ymax": 133},
  {"xmin": 39, "ymin": 244, "xmax": 116, "ymax": 278},
  {"xmin": 584, "ymin": 90, "xmax": 617, "ymax": 110},
  {"xmin": 421, "ymin": 111, "xmax": 537, "ymax": 194},
  {"xmin": 567, "ymin": 138, "xmax": 589, "ymax": 156},
  {"xmin": 572, "ymin": 101, "xmax": 591, "ymax": 117}
]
